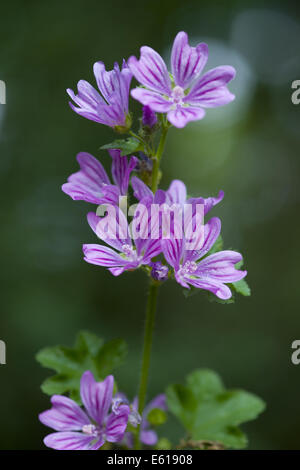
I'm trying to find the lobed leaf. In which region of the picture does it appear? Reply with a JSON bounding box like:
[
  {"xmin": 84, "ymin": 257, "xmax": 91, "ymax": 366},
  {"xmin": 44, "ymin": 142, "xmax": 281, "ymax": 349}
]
[{"xmin": 166, "ymin": 369, "xmax": 266, "ymax": 449}]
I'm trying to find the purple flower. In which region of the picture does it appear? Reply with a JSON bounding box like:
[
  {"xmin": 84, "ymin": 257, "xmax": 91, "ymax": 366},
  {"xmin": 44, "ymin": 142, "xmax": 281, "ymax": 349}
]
[
  {"xmin": 62, "ymin": 150, "xmax": 137, "ymax": 206},
  {"xmin": 162, "ymin": 217, "xmax": 247, "ymax": 300},
  {"xmin": 131, "ymin": 176, "xmax": 224, "ymax": 216},
  {"xmin": 142, "ymin": 105, "xmax": 157, "ymax": 128},
  {"xmin": 39, "ymin": 371, "xmax": 130, "ymax": 450},
  {"xmin": 114, "ymin": 393, "xmax": 167, "ymax": 447},
  {"xmin": 67, "ymin": 60, "xmax": 132, "ymax": 130},
  {"xmin": 128, "ymin": 31, "xmax": 236, "ymax": 128},
  {"xmin": 83, "ymin": 200, "xmax": 162, "ymax": 276}
]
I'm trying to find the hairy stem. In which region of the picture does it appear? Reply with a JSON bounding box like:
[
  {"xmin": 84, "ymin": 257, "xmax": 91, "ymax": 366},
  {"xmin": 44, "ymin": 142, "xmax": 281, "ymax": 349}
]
[
  {"xmin": 135, "ymin": 281, "xmax": 159, "ymax": 450},
  {"xmin": 135, "ymin": 120, "xmax": 169, "ymax": 450}
]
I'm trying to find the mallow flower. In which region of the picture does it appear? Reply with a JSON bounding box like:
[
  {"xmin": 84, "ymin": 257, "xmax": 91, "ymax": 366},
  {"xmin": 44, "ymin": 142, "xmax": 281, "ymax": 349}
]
[
  {"xmin": 83, "ymin": 200, "xmax": 162, "ymax": 276},
  {"xmin": 162, "ymin": 217, "xmax": 247, "ymax": 300},
  {"xmin": 39, "ymin": 371, "xmax": 130, "ymax": 450},
  {"xmin": 62, "ymin": 150, "xmax": 137, "ymax": 206},
  {"xmin": 113, "ymin": 393, "xmax": 167, "ymax": 447},
  {"xmin": 67, "ymin": 60, "xmax": 132, "ymax": 130},
  {"xmin": 128, "ymin": 31, "xmax": 236, "ymax": 128}
]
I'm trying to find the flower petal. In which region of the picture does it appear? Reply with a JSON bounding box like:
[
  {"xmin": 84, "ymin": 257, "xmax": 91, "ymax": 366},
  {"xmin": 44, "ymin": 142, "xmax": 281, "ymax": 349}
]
[
  {"xmin": 80, "ymin": 372, "xmax": 114, "ymax": 425},
  {"xmin": 83, "ymin": 244, "xmax": 127, "ymax": 268},
  {"xmin": 185, "ymin": 66, "xmax": 236, "ymax": 107},
  {"xmin": 67, "ymin": 79, "xmax": 126, "ymax": 127},
  {"xmin": 109, "ymin": 266, "xmax": 127, "ymax": 276},
  {"xmin": 166, "ymin": 180, "xmax": 187, "ymax": 205},
  {"xmin": 171, "ymin": 32, "xmax": 208, "ymax": 89},
  {"xmin": 77, "ymin": 80, "xmax": 105, "ymax": 107},
  {"xmin": 109, "ymin": 149, "xmax": 137, "ymax": 195},
  {"xmin": 195, "ymin": 250, "xmax": 247, "ymax": 282},
  {"xmin": 93, "ymin": 61, "xmax": 132, "ymax": 113},
  {"xmin": 39, "ymin": 395, "xmax": 90, "ymax": 432},
  {"xmin": 93, "ymin": 208, "xmax": 131, "ymax": 248},
  {"xmin": 187, "ymin": 277, "xmax": 232, "ymax": 300},
  {"xmin": 128, "ymin": 46, "xmax": 172, "ymax": 95},
  {"xmin": 131, "ymin": 88, "xmax": 172, "ymax": 113},
  {"xmin": 87, "ymin": 212, "xmax": 129, "ymax": 252},
  {"xmin": 187, "ymin": 190, "xmax": 224, "ymax": 216},
  {"xmin": 106, "ymin": 404, "xmax": 130, "ymax": 443},
  {"xmin": 93, "ymin": 61, "xmax": 116, "ymax": 102},
  {"xmin": 185, "ymin": 217, "xmax": 221, "ymax": 262},
  {"xmin": 167, "ymin": 106, "xmax": 205, "ymax": 128},
  {"xmin": 131, "ymin": 176, "xmax": 153, "ymax": 201},
  {"xmin": 62, "ymin": 152, "xmax": 110, "ymax": 204},
  {"xmin": 162, "ymin": 237, "xmax": 184, "ymax": 270},
  {"xmin": 44, "ymin": 431, "xmax": 104, "ymax": 450}
]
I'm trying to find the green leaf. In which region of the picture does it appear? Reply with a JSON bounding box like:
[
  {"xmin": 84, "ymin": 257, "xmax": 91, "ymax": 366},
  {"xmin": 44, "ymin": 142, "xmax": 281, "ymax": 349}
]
[
  {"xmin": 231, "ymin": 260, "xmax": 251, "ymax": 297},
  {"xmin": 147, "ymin": 408, "xmax": 167, "ymax": 426},
  {"xmin": 94, "ymin": 338, "xmax": 128, "ymax": 377},
  {"xmin": 232, "ymin": 279, "xmax": 251, "ymax": 296},
  {"xmin": 36, "ymin": 331, "xmax": 127, "ymax": 400},
  {"xmin": 166, "ymin": 369, "xmax": 266, "ymax": 449},
  {"xmin": 100, "ymin": 137, "xmax": 142, "ymax": 155}
]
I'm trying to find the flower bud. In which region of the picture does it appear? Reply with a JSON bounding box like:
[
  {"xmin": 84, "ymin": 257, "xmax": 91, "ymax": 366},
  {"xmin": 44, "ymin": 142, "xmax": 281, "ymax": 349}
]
[
  {"xmin": 150, "ymin": 262, "xmax": 169, "ymax": 282},
  {"xmin": 142, "ymin": 105, "xmax": 157, "ymax": 128}
]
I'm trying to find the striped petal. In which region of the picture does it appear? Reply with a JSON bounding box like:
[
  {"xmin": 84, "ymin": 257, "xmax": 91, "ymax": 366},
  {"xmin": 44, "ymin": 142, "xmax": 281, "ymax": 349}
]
[
  {"xmin": 166, "ymin": 180, "xmax": 187, "ymax": 205},
  {"xmin": 171, "ymin": 32, "xmax": 208, "ymax": 89},
  {"xmin": 39, "ymin": 395, "xmax": 90, "ymax": 432},
  {"xmin": 187, "ymin": 277, "xmax": 233, "ymax": 300},
  {"xmin": 109, "ymin": 149, "xmax": 137, "ymax": 195},
  {"xmin": 186, "ymin": 66, "xmax": 236, "ymax": 108},
  {"xmin": 83, "ymin": 244, "xmax": 127, "ymax": 268},
  {"xmin": 162, "ymin": 237, "xmax": 184, "ymax": 270},
  {"xmin": 187, "ymin": 190, "xmax": 224, "ymax": 216},
  {"xmin": 128, "ymin": 46, "xmax": 172, "ymax": 95},
  {"xmin": 44, "ymin": 431, "xmax": 104, "ymax": 450},
  {"xmin": 62, "ymin": 152, "xmax": 110, "ymax": 204},
  {"xmin": 106, "ymin": 405, "xmax": 130, "ymax": 443},
  {"xmin": 131, "ymin": 176, "xmax": 153, "ymax": 201},
  {"xmin": 131, "ymin": 88, "xmax": 172, "ymax": 113},
  {"xmin": 167, "ymin": 105, "xmax": 205, "ymax": 128},
  {"xmin": 195, "ymin": 250, "xmax": 247, "ymax": 282},
  {"xmin": 80, "ymin": 372, "xmax": 114, "ymax": 425},
  {"xmin": 185, "ymin": 217, "xmax": 221, "ymax": 262}
]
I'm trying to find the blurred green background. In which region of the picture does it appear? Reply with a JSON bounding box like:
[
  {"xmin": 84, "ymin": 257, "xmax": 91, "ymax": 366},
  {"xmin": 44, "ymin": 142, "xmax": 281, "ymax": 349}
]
[{"xmin": 0, "ymin": 0, "xmax": 299, "ymax": 449}]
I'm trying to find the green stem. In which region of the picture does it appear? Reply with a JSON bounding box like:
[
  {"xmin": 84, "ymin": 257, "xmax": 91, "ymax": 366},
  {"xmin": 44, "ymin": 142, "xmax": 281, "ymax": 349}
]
[
  {"xmin": 151, "ymin": 124, "xmax": 169, "ymax": 193},
  {"xmin": 134, "ymin": 121, "xmax": 169, "ymax": 450},
  {"xmin": 129, "ymin": 130, "xmax": 144, "ymax": 144},
  {"xmin": 135, "ymin": 281, "xmax": 159, "ymax": 450}
]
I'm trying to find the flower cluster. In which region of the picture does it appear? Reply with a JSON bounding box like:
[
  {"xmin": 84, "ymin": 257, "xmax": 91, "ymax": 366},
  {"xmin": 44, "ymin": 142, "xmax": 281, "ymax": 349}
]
[
  {"xmin": 63, "ymin": 31, "xmax": 245, "ymax": 299},
  {"xmin": 62, "ymin": 150, "xmax": 246, "ymax": 300},
  {"xmin": 67, "ymin": 31, "xmax": 235, "ymax": 129}
]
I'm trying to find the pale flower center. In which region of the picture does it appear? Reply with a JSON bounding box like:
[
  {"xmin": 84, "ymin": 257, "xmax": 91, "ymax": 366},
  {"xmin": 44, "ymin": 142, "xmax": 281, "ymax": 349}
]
[
  {"xmin": 121, "ymin": 244, "xmax": 142, "ymax": 265},
  {"xmin": 172, "ymin": 86, "xmax": 185, "ymax": 104},
  {"xmin": 178, "ymin": 260, "xmax": 198, "ymax": 278},
  {"xmin": 82, "ymin": 424, "xmax": 98, "ymax": 436}
]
